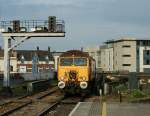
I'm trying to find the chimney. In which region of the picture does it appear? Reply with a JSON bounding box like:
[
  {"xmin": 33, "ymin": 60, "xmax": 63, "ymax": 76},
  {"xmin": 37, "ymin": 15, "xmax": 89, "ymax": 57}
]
[
  {"xmin": 48, "ymin": 46, "xmax": 51, "ymax": 53},
  {"xmin": 81, "ymin": 47, "xmax": 83, "ymax": 51},
  {"xmin": 37, "ymin": 46, "xmax": 39, "ymax": 51}
]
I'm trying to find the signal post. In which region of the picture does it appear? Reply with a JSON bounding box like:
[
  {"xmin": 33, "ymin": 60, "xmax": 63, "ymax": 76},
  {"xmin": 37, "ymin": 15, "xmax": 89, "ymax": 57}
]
[{"xmin": 0, "ymin": 17, "xmax": 65, "ymax": 95}]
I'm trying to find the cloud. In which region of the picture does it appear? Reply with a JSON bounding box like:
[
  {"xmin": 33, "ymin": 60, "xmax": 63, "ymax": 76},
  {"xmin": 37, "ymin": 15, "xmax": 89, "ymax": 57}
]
[
  {"xmin": 0, "ymin": 0, "xmax": 150, "ymax": 50},
  {"xmin": 1, "ymin": 0, "xmax": 88, "ymax": 6}
]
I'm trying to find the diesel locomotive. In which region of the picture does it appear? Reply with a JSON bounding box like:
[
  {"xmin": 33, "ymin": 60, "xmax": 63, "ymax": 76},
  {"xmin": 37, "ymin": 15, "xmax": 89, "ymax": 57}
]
[{"xmin": 57, "ymin": 50, "xmax": 96, "ymax": 94}]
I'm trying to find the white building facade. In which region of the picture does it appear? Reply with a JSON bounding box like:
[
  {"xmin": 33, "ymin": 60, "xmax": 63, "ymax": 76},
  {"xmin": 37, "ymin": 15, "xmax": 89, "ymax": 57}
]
[
  {"xmin": 102, "ymin": 38, "xmax": 150, "ymax": 72},
  {"xmin": 100, "ymin": 46, "xmax": 113, "ymax": 72},
  {"xmin": 83, "ymin": 46, "xmax": 101, "ymax": 71}
]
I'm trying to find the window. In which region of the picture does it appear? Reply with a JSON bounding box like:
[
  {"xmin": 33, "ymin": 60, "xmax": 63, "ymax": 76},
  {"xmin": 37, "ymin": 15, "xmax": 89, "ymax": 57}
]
[
  {"xmin": 144, "ymin": 50, "xmax": 150, "ymax": 56},
  {"xmin": 10, "ymin": 66, "xmax": 13, "ymax": 71},
  {"xmin": 137, "ymin": 50, "xmax": 139, "ymax": 54},
  {"xmin": 122, "ymin": 64, "xmax": 131, "ymax": 66},
  {"xmin": 137, "ymin": 41, "xmax": 140, "ymax": 46},
  {"xmin": 60, "ymin": 58, "xmax": 73, "ymax": 66},
  {"xmin": 144, "ymin": 59, "xmax": 150, "ymax": 65},
  {"xmin": 147, "ymin": 51, "xmax": 150, "ymax": 55},
  {"xmin": 146, "ymin": 60, "xmax": 150, "ymax": 64},
  {"xmin": 60, "ymin": 58, "xmax": 87, "ymax": 66},
  {"xmin": 143, "ymin": 41, "xmax": 149, "ymax": 46},
  {"xmin": 74, "ymin": 58, "xmax": 87, "ymax": 66},
  {"xmin": 27, "ymin": 69, "xmax": 32, "ymax": 72},
  {"xmin": 122, "ymin": 45, "xmax": 131, "ymax": 48},
  {"xmin": 122, "ymin": 55, "xmax": 131, "ymax": 57}
]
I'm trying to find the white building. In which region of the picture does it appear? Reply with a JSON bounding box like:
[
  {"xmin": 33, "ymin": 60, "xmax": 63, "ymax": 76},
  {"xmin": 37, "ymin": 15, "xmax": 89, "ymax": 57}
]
[
  {"xmin": 83, "ymin": 46, "xmax": 101, "ymax": 70},
  {"xmin": 52, "ymin": 52, "xmax": 63, "ymax": 72},
  {"xmin": 139, "ymin": 46, "xmax": 150, "ymax": 72},
  {"xmin": 0, "ymin": 50, "xmax": 17, "ymax": 73},
  {"xmin": 102, "ymin": 38, "xmax": 150, "ymax": 72},
  {"xmin": 100, "ymin": 45, "xmax": 113, "ymax": 72}
]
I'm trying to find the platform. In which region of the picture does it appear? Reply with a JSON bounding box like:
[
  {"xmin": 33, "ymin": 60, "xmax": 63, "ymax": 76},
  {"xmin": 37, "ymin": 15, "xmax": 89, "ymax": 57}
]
[
  {"xmin": 107, "ymin": 102, "xmax": 150, "ymax": 116},
  {"xmin": 68, "ymin": 102, "xmax": 102, "ymax": 116},
  {"xmin": 69, "ymin": 101, "xmax": 150, "ymax": 116}
]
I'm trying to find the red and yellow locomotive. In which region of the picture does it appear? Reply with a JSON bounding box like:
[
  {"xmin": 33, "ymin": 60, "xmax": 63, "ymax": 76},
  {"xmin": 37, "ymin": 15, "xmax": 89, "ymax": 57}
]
[{"xmin": 57, "ymin": 50, "xmax": 96, "ymax": 94}]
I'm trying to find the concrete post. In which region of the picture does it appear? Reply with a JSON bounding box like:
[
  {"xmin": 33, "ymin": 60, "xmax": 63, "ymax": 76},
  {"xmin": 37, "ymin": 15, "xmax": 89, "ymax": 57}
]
[
  {"xmin": 104, "ymin": 83, "xmax": 108, "ymax": 95},
  {"xmin": 54, "ymin": 56, "xmax": 59, "ymax": 71},
  {"xmin": 3, "ymin": 37, "xmax": 10, "ymax": 87}
]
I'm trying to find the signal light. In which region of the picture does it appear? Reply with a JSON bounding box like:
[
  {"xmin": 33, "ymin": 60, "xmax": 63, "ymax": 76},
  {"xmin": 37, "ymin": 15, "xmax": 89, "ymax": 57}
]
[
  {"xmin": 48, "ymin": 16, "xmax": 56, "ymax": 32},
  {"xmin": 13, "ymin": 20, "xmax": 20, "ymax": 32}
]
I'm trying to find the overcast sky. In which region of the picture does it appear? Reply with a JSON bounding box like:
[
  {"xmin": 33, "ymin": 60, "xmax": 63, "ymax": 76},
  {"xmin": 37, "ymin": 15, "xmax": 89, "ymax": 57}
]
[{"xmin": 0, "ymin": 0, "xmax": 150, "ymax": 51}]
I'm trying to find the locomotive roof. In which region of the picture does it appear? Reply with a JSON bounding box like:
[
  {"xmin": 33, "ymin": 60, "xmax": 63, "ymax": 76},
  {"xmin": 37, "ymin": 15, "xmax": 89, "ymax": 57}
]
[{"xmin": 60, "ymin": 50, "xmax": 89, "ymax": 57}]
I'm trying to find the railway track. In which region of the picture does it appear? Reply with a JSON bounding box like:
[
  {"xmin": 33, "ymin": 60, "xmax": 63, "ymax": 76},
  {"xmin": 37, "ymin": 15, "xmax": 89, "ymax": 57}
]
[
  {"xmin": 0, "ymin": 86, "xmax": 60, "ymax": 116},
  {"xmin": 37, "ymin": 96, "xmax": 85, "ymax": 116},
  {"xmin": 0, "ymin": 86, "xmax": 87, "ymax": 116}
]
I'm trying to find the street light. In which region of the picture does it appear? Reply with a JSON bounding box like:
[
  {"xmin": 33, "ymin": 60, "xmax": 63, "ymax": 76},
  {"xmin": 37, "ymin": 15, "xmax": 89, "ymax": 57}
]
[
  {"xmin": 20, "ymin": 55, "xmax": 25, "ymax": 64},
  {"xmin": 45, "ymin": 55, "xmax": 49, "ymax": 64},
  {"xmin": 45, "ymin": 55, "xmax": 50, "ymax": 80}
]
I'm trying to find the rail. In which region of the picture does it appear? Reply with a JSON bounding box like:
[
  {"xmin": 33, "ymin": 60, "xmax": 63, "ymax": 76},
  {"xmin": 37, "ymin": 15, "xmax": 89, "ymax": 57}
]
[{"xmin": 0, "ymin": 86, "xmax": 58, "ymax": 116}]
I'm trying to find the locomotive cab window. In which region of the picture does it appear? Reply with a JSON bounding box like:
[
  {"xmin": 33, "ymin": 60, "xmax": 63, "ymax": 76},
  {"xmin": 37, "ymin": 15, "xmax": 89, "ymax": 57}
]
[
  {"xmin": 74, "ymin": 58, "xmax": 87, "ymax": 66},
  {"xmin": 60, "ymin": 58, "xmax": 73, "ymax": 66}
]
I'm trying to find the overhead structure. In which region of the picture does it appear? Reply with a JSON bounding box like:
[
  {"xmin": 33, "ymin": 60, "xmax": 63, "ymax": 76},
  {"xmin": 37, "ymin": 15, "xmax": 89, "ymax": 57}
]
[{"xmin": 0, "ymin": 16, "xmax": 65, "ymax": 93}]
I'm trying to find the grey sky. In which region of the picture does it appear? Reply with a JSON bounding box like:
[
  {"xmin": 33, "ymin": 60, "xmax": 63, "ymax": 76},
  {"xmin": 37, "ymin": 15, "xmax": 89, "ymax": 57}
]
[{"xmin": 0, "ymin": 0, "xmax": 150, "ymax": 51}]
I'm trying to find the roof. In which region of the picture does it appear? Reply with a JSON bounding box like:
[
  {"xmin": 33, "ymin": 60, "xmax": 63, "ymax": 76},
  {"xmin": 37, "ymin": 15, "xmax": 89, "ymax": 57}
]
[
  {"xmin": 0, "ymin": 49, "xmax": 54, "ymax": 61},
  {"xmin": 105, "ymin": 38, "xmax": 150, "ymax": 44},
  {"xmin": 51, "ymin": 52, "xmax": 64, "ymax": 56},
  {"xmin": 16, "ymin": 50, "xmax": 54, "ymax": 61},
  {"xmin": 60, "ymin": 50, "xmax": 89, "ymax": 57},
  {"xmin": 0, "ymin": 50, "xmax": 16, "ymax": 57}
]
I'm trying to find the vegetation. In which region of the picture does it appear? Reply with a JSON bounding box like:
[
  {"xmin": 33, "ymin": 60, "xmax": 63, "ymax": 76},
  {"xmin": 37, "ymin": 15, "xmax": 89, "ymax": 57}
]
[
  {"xmin": 115, "ymin": 84, "xmax": 128, "ymax": 92},
  {"xmin": 129, "ymin": 90, "xmax": 145, "ymax": 98},
  {"xmin": 112, "ymin": 84, "xmax": 150, "ymax": 102}
]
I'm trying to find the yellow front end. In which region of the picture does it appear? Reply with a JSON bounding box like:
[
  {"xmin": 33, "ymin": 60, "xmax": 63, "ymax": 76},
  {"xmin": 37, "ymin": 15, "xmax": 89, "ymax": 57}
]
[
  {"xmin": 57, "ymin": 57, "xmax": 89, "ymax": 91},
  {"xmin": 58, "ymin": 66, "xmax": 89, "ymax": 82}
]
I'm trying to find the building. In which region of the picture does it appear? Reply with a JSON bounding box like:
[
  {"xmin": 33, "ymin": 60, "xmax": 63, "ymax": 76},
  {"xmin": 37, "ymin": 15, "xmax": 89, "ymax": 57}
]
[
  {"xmin": 0, "ymin": 47, "xmax": 54, "ymax": 73},
  {"xmin": 100, "ymin": 45, "xmax": 113, "ymax": 72},
  {"xmin": 102, "ymin": 38, "xmax": 150, "ymax": 72},
  {"xmin": 0, "ymin": 50, "xmax": 18, "ymax": 73},
  {"xmin": 83, "ymin": 46, "xmax": 101, "ymax": 71},
  {"xmin": 52, "ymin": 52, "xmax": 64, "ymax": 72},
  {"xmin": 17, "ymin": 47, "xmax": 54, "ymax": 73}
]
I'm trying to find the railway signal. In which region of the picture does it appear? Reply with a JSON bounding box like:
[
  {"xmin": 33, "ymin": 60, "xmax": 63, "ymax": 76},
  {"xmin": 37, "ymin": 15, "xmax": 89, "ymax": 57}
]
[
  {"xmin": 48, "ymin": 16, "xmax": 56, "ymax": 32},
  {"xmin": 13, "ymin": 20, "xmax": 20, "ymax": 32},
  {"xmin": 0, "ymin": 16, "xmax": 65, "ymax": 95}
]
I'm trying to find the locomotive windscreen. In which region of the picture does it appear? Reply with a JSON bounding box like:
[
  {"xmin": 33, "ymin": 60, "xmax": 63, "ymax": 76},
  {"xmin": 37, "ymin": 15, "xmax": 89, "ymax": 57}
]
[
  {"xmin": 60, "ymin": 58, "xmax": 87, "ymax": 66},
  {"xmin": 60, "ymin": 58, "xmax": 73, "ymax": 66},
  {"xmin": 74, "ymin": 58, "xmax": 87, "ymax": 66}
]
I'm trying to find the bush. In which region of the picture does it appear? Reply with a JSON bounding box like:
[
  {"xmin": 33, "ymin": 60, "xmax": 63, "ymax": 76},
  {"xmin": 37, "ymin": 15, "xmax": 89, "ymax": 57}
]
[
  {"xmin": 130, "ymin": 90, "xmax": 145, "ymax": 98},
  {"xmin": 115, "ymin": 84, "xmax": 128, "ymax": 92}
]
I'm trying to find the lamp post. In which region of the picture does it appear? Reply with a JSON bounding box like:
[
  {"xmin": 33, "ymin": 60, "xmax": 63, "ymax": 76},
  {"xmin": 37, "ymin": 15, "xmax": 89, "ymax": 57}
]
[
  {"xmin": 32, "ymin": 53, "xmax": 38, "ymax": 80},
  {"xmin": 21, "ymin": 55, "xmax": 25, "ymax": 64},
  {"xmin": 45, "ymin": 55, "xmax": 50, "ymax": 80}
]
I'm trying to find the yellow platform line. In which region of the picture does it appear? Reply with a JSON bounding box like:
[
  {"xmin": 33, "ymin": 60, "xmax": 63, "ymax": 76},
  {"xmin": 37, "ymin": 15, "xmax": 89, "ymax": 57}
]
[{"xmin": 102, "ymin": 102, "xmax": 107, "ymax": 116}]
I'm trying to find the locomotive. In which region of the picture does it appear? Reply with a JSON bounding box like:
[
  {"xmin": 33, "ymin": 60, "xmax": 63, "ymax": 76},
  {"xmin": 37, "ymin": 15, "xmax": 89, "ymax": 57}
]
[{"xmin": 57, "ymin": 50, "xmax": 96, "ymax": 94}]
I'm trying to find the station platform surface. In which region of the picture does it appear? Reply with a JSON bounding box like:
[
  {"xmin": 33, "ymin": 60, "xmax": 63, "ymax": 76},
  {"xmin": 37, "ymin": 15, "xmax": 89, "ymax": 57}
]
[
  {"xmin": 69, "ymin": 102, "xmax": 101, "ymax": 116},
  {"xmin": 69, "ymin": 101, "xmax": 150, "ymax": 116},
  {"xmin": 107, "ymin": 102, "xmax": 150, "ymax": 116}
]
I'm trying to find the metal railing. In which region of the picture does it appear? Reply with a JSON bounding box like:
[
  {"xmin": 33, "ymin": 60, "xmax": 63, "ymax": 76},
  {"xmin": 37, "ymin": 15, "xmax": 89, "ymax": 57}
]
[{"xmin": 0, "ymin": 19, "xmax": 65, "ymax": 33}]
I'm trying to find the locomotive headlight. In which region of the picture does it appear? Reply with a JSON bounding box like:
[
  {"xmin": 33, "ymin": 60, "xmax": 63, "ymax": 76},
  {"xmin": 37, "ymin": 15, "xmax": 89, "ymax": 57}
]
[
  {"xmin": 58, "ymin": 81, "xmax": 65, "ymax": 89},
  {"xmin": 80, "ymin": 82, "xmax": 88, "ymax": 89},
  {"xmin": 60, "ymin": 76, "xmax": 64, "ymax": 81}
]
